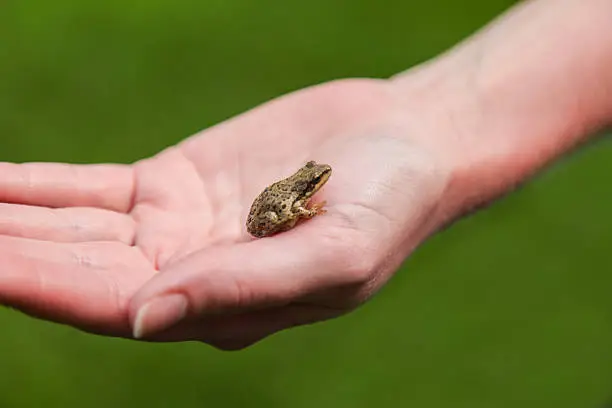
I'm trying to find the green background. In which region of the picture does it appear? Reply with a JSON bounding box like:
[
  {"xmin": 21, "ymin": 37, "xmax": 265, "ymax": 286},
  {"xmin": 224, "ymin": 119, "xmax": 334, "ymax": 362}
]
[{"xmin": 1, "ymin": 1, "xmax": 611, "ymax": 407}]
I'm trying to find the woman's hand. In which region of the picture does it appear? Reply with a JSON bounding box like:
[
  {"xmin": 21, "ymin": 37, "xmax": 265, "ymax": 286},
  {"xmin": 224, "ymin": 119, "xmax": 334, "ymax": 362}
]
[{"xmin": 0, "ymin": 78, "xmax": 453, "ymax": 348}]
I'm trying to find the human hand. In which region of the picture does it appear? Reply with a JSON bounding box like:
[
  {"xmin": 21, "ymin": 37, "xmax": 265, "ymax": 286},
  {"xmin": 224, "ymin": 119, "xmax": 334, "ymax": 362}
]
[{"xmin": 0, "ymin": 78, "xmax": 454, "ymax": 348}]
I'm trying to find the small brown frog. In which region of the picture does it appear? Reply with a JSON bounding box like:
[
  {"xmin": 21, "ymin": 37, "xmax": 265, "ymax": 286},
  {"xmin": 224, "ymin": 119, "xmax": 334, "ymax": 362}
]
[{"xmin": 246, "ymin": 161, "xmax": 332, "ymax": 237}]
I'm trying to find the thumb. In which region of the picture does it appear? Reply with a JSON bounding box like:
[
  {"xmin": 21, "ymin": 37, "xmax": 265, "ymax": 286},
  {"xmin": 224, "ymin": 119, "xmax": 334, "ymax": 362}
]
[{"xmin": 128, "ymin": 221, "xmax": 366, "ymax": 339}]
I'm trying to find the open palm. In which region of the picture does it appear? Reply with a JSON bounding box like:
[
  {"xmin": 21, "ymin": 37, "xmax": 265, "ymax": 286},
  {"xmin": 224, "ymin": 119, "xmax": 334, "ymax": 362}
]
[{"xmin": 0, "ymin": 79, "xmax": 448, "ymax": 348}]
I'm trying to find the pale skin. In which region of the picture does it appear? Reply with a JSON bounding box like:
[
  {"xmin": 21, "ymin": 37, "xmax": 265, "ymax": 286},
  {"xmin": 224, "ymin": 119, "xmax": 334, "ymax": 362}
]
[{"xmin": 0, "ymin": 0, "xmax": 610, "ymax": 349}]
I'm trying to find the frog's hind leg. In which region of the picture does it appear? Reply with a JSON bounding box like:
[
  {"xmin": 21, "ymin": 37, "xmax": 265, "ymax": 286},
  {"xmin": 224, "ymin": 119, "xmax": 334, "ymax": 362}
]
[
  {"xmin": 279, "ymin": 216, "xmax": 299, "ymax": 232},
  {"xmin": 264, "ymin": 211, "xmax": 279, "ymax": 223}
]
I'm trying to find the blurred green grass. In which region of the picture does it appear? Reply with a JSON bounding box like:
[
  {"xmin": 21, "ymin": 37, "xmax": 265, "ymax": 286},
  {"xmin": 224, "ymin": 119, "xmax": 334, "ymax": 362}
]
[{"xmin": 1, "ymin": 1, "xmax": 611, "ymax": 407}]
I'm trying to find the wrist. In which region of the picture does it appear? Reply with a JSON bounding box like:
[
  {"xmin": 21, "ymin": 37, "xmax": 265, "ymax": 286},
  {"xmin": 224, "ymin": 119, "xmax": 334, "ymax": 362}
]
[{"xmin": 389, "ymin": 0, "xmax": 612, "ymax": 220}]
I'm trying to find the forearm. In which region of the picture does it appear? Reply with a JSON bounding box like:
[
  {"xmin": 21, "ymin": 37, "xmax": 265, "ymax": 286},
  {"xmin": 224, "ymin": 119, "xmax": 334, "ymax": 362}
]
[{"xmin": 391, "ymin": 0, "xmax": 612, "ymax": 214}]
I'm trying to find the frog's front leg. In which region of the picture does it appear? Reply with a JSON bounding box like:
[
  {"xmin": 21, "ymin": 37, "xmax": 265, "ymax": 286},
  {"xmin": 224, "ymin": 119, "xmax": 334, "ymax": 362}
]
[{"xmin": 294, "ymin": 200, "xmax": 327, "ymax": 218}]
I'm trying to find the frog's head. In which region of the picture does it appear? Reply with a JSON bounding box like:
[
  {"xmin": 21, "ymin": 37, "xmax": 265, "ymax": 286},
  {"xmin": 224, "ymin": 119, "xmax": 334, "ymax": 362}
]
[{"xmin": 293, "ymin": 160, "xmax": 332, "ymax": 198}]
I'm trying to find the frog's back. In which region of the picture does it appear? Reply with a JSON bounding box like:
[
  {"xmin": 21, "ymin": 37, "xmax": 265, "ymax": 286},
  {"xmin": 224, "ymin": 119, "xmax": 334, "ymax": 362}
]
[{"xmin": 246, "ymin": 182, "xmax": 297, "ymax": 237}]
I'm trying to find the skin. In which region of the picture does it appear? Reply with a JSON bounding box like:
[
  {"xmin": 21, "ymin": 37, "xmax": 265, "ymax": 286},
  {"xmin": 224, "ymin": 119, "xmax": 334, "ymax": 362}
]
[
  {"xmin": 0, "ymin": 0, "xmax": 610, "ymax": 349},
  {"xmin": 246, "ymin": 161, "xmax": 332, "ymax": 238}
]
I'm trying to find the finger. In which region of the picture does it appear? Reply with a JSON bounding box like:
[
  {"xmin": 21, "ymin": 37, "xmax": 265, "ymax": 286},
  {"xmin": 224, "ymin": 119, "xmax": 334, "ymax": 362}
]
[
  {"xmin": 0, "ymin": 203, "xmax": 135, "ymax": 244},
  {"xmin": 129, "ymin": 215, "xmax": 370, "ymax": 339},
  {"xmin": 0, "ymin": 236, "xmax": 150, "ymax": 336},
  {"xmin": 0, "ymin": 162, "xmax": 134, "ymax": 212},
  {"xmin": 145, "ymin": 303, "xmax": 341, "ymax": 349}
]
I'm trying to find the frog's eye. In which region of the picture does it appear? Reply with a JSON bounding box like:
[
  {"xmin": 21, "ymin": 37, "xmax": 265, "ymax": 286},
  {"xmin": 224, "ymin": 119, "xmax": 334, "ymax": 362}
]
[{"xmin": 305, "ymin": 161, "xmax": 315, "ymax": 168}]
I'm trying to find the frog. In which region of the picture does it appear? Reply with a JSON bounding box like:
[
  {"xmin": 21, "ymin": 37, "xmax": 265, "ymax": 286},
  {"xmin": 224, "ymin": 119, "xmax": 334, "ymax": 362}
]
[{"xmin": 246, "ymin": 160, "xmax": 332, "ymax": 238}]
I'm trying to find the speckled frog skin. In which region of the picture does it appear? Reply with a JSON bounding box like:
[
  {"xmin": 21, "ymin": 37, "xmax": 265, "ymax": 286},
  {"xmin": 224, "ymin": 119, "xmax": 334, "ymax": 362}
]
[{"xmin": 246, "ymin": 161, "xmax": 332, "ymax": 238}]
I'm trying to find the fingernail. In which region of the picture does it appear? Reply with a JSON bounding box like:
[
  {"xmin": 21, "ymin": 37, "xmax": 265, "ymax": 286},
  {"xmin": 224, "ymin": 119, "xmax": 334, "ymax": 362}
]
[{"xmin": 132, "ymin": 293, "xmax": 188, "ymax": 339}]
